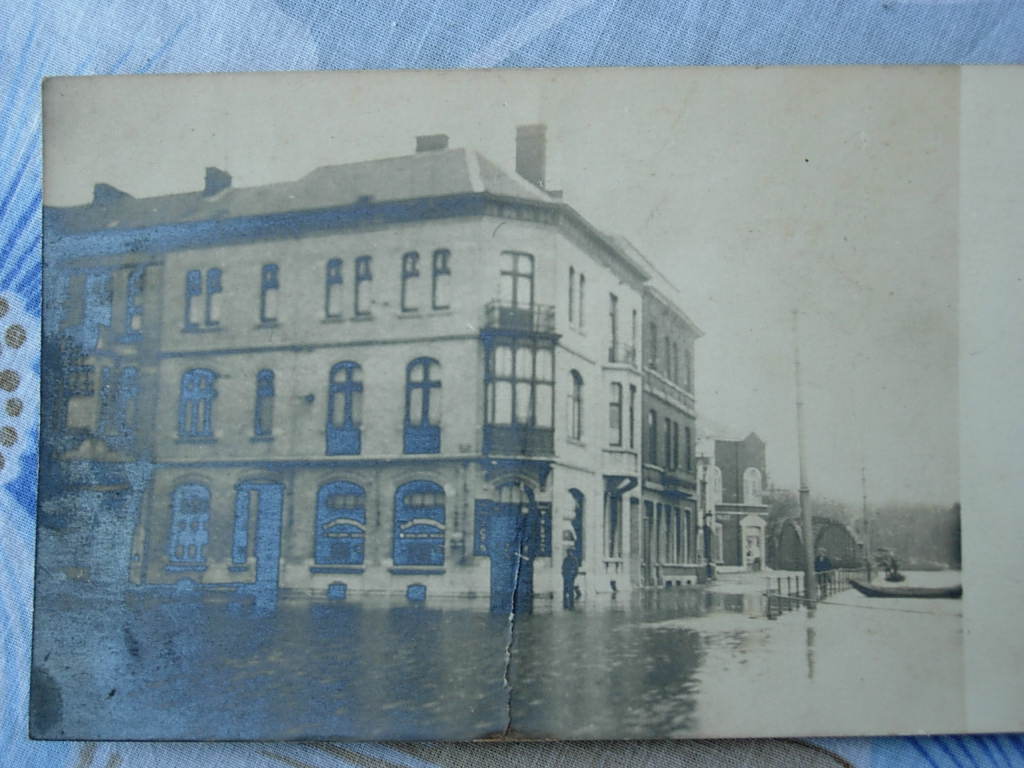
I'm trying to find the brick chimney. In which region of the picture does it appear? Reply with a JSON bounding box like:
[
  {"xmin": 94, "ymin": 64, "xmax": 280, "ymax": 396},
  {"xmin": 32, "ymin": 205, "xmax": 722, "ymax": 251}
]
[
  {"xmin": 203, "ymin": 167, "xmax": 232, "ymax": 197},
  {"xmin": 515, "ymin": 124, "xmax": 546, "ymax": 190},
  {"xmin": 416, "ymin": 134, "xmax": 449, "ymax": 152}
]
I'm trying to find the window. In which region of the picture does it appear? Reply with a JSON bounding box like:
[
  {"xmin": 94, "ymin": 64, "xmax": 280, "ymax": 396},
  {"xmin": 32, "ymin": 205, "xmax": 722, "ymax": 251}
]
[
  {"xmin": 647, "ymin": 409, "xmax": 658, "ymax": 465},
  {"xmin": 631, "ymin": 309, "xmax": 638, "ymax": 350},
  {"xmin": 260, "ymin": 264, "xmax": 279, "ymax": 324},
  {"xmin": 184, "ymin": 268, "xmax": 222, "ymax": 330},
  {"xmin": 123, "ymin": 265, "xmax": 145, "ymax": 339},
  {"xmin": 743, "ymin": 467, "xmax": 762, "ymax": 504},
  {"xmin": 672, "ymin": 341, "xmax": 680, "ymax": 384},
  {"xmin": 253, "ymin": 369, "xmax": 274, "ymax": 438},
  {"xmin": 325, "ymin": 257, "xmax": 344, "ymax": 318},
  {"xmin": 354, "ymin": 255, "xmax": 372, "ymax": 316},
  {"xmin": 168, "ymin": 484, "xmax": 210, "ymax": 567},
  {"xmin": 568, "ymin": 266, "xmax": 575, "ymax": 323},
  {"xmin": 315, "ymin": 481, "xmax": 366, "ymax": 565},
  {"xmin": 405, "ymin": 357, "xmax": 441, "ymax": 454},
  {"xmin": 609, "ymin": 293, "xmax": 619, "ymax": 355},
  {"xmin": 485, "ymin": 339, "xmax": 554, "ymax": 428},
  {"xmin": 401, "ymin": 251, "xmax": 420, "ymax": 312},
  {"xmin": 648, "ymin": 323, "xmax": 658, "ymax": 369},
  {"xmin": 609, "ymin": 382, "xmax": 623, "ymax": 446},
  {"xmin": 685, "ymin": 348, "xmax": 694, "ymax": 391},
  {"xmin": 664, "ymin": 417, "xmax": 672, "ymax": 469},
  {"xmin": 686, "ymin": 426, "xmax": 694, "ymax": 472},
  {"xmin": 431, "ymin": 249, "xmax": 451, "ymax": 310},
  {"xmin": 500, "ymin": 252, "xmax": 534, "ymax": 309},
  {"xmin": 628, "ymin": 384, "xmax": 636, "ymax": 449},
  {"xmin": 97, "ymin": 365, "xmax": 139, "ymax": 443},
  {"xmin": 394, "ymin": 480, "xmax": 446, "ymax": 567},
  {"xmin": 568, "ymin": 370, "xmax": 583, "ymax": 441},
  {"xmin": 606, "ymin": 494, "xmax": 624, "ymax": 559},
  {"xmin": 663, "ymin": 336, "xmax": 671, "ymax": 380},
  {"xmin": 578, "ymin": 273, "xmax": 585, "ymax": 328},
  {"xmin": 178, "ymin": 369, "xmax": 217, "ymax": 439},
  {"xmin": 326, "ymin": 361, "xmax": 363, "ymax": 455},
  {"xmin": 673, "ymin": 421, "xmax": 681, "ymax": 470}
]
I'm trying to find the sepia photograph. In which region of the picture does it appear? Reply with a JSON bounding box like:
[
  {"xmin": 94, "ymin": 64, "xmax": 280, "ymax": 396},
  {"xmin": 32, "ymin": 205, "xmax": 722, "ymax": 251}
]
[{"xmin": 33, "ymin": 66, "xmax": 966, "ymax": 741}]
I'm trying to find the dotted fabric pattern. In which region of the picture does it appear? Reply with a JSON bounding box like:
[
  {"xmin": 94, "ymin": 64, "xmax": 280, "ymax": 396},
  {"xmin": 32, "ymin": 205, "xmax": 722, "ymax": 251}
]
[{"xmin": 3, "ymin": 2, "xmax": 1023, "ymax": 767}]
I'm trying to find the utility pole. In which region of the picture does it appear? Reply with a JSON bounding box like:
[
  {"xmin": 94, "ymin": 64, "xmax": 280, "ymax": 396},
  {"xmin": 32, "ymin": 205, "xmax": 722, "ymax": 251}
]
[
  {"xmin": 861, "ymin": 462, "xmax": 871, "ymax": 582},
  {"xmin": 793, "ymin": 310, "xmax": 816, "ymax": 613}
]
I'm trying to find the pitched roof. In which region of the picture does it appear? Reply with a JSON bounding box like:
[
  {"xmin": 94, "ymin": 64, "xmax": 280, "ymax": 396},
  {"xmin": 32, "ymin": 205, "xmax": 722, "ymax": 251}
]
[{"xmin": 47, "ymin": 148, "xmax": 551, "ymax": 234}]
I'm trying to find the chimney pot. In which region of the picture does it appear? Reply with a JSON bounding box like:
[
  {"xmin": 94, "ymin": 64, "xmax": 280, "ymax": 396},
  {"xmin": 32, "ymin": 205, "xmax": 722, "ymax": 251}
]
[
  {"xmin": 515, "ymin": 124, "xmax": 547, "ymax": 190},
  {"xmin": 416, "ymin": 134, "xmax": 449, "ymax": 152},
  {"xmin": 203, "ymin": 167, "xmax": 232, "ymax": 197}
]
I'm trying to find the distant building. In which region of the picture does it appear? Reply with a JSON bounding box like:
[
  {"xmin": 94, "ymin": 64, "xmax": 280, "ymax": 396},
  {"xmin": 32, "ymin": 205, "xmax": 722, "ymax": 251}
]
[
  {"xmin": 698, "ymin": 433, "xmax": 769, "ymax": 569},
  {"xmin": 40, "ymin": 126, "xmax": 705, "ymax": 611}
]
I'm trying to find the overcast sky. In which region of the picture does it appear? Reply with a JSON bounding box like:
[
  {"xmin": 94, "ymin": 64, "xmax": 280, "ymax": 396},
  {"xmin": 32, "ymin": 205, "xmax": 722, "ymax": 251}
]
[{"xmin": 43, "ymin": 67, "xmax": 959, "ymax": 506}]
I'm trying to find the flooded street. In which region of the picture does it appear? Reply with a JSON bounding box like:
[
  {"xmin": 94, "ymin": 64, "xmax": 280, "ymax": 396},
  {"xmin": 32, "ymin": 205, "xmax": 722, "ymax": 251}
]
[{"xmin": 32, "ymin": 572, "xmax": 964, "ymax": 740}]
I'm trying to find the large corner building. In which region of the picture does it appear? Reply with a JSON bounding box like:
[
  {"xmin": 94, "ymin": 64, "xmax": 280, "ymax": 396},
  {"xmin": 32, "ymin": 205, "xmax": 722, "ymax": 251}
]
[{"xmin": 41, "ymin": 126, "xmax": 705, "ymax": 610}]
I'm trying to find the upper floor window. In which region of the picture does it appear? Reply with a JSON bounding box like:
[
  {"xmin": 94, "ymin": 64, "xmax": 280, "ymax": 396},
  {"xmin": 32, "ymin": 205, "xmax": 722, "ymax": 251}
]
[
  {"xmin": 609, "ymin": 293, "xmax": 619, "ymax": 350},
  {"xmin": 179, "ymin": 368, "xmax": 217, "ymax": 440},
  {"xmin": 405, "ymin": 357, "xmax": 441, "ymax": 454},
  {"xmin": 609, "ymin": 382, "xmax": 623, "ymax": 447},
  {"xmin": 578, "ymin": 273, "xmax": 585, "ymax": 328},
  {"xmin": 646, "ymin": 409, "xmax": 658, "ymax": 465},
  {"xmin": 500, "ymin": 252, "xmax": 534, "ymax": 309},
  {"xmin": 394, "ymin": 480, "xmax": 446, "ymax": 567},
  {"xmin": 123, "ymin": 265, "xmax": 145, "ymax": 339},
  {"xmin": 315, "ymin": 480, "xmax": 366, "ymax": 566},
  {"xmin": 185, "ymin": 268, "xmax": 223, "ymax": 331},
  {"xmin": 260, "ymin": 264, "xmax": 279, "ymax": 324},
  {"xmin": 568, "ymin": 370, "xmax": 583, "ymax": 441},
  {"xmin": 486, "ymin": 339, "xmax": 553, "ymax": 429},
  {"xmin": 568, "ymin": 267, "xmax": 575, "ymax": 323},
  {"xmin": 628, "ymin": 384, "xmax": 637, "ymax": 449},
  {"xmin": 432, "ymin": 249, "xmax": 451, "ymax": 310},
  {"xmin": 253, "ymin": 369, "xmax": 274, "ymax": 439},
  {"xmin": 685, "ymin": 348, "xmax": 694, "ymax": 391},
  {"xmin": 325, "ymin": 257, "xmax": 344, "ymax": 319},
  {"xmin": 168, "ymin": 483, "xmax": 210, "ymax": 567},
  {"xmin": 326, "ymin": 361, "xmax": 362, "ymax": 455},
  {"xmin": 401, "ymin": 251, "xmax": 420, "ymax": 312},
  {"xmin": 648, "ymin": 323, "xmax": 658, "ymax": 369},
  {"xmin": 743, "ymin": 466, "xmax": 762, "ymax": 504},
  {"xmin": 685, "ymin": 426, "xmax": 694, "ymax": 471},
  {"xmin": 97, "ymin": 365, "xmax": 139, "ymax": 446},
  {"xmin": 672, "ymin": 341, "xmax": 680, "ymax": 384},
  {"xmin": 185, "ymin": 268, "xmax": 221, "ymax": 330},
  {"xmin": 355, "ymin": 255, "xmax": 373, "ymax": 317},
  {"xmin": 664, "ymin": 417, "xmax": 673, "ymax": 469},
  {"xmin": 663, "ymin": 336, "xmax": 672, "ymax": 380}
]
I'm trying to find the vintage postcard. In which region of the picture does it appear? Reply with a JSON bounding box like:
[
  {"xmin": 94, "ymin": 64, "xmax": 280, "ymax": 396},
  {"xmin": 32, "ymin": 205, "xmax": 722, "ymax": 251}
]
[{"xmin": 30, "ymin": 66, "xmax": 1013, "ymax": 740}]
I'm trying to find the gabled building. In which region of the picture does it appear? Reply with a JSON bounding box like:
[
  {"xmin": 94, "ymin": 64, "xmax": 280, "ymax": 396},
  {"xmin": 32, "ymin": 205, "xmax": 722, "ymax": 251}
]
[
  {"xmin": 699, "ymin": 432, "xmax": 769, "ymax": 569},
  {"xmin": 40, "ymin": 126, "xmax": 702, "ymax": 610}
]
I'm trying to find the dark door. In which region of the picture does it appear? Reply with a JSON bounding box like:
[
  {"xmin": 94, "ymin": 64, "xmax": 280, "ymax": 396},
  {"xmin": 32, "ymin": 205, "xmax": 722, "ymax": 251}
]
[
  {"xmin": 235, "ymin": 482, "xmax": 284, "ymax": 596},
  {"xmin": 485, "ymin": 502, "xmax": 536, "ymax": 614}
]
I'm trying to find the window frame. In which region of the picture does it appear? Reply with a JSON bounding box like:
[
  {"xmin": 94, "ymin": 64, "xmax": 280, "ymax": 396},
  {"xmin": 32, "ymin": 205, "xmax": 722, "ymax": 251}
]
[
  {"xmin": 431, "ymin": 249, "xmax": 451, "ymax": 310},
  {"xmin": 178, "ymin": 368, "xmax": 217, "ymax": 440},
  {"xmin": 259, "ymin": 264, "xmax": 279, "ymax": 324},
  {"xmin": 315, "ymin": 480, "xmax": 367, "ymax": 566},
  {"xmin": 393, "ymin": 480, "xmax": 446, "ymax": 567},
  {"xmin": 325, "ymin": 257, "xmax": 344, "ymax": 319},
  {"xmin": 404, "ymin": 357, "xmax": 441, "ymax": 454},
  {"xmin": 253, "ymin": 369, "xmax": 275, "ymax": 439},
  {"xmin": 609, "ymin": 382, "xmax": 623, "ymax": 447},
  {"xmin": 400, "ymin": 251, "xmax": 420, "ymax": 313},
  {"xmin": 354, "ymin": 255, "xmax": 373, "ymax": 317},
  {"xmin": 326, "ymin": 361, "xmax": 363, "ymax": 455}
]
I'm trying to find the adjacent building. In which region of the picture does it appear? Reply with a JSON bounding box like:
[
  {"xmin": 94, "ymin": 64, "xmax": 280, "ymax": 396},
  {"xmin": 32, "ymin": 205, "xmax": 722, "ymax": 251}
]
[
  {"xmin": 40, "ymin": 126, "xmax": 704, "ymax": 610},
  {"xmin": 698, "ymin": 433, "xmax": 769, "ymax": 569}
]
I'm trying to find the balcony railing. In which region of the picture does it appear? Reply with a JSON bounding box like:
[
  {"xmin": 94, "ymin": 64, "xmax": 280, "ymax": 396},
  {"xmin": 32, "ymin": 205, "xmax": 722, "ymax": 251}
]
[
  {"xmin": 483, "ymin": 301, "xmax": 556, "ymax": 334},
  {"xmin": 607, "ymin": 343, "xmax": 637, "ymax": 366}
]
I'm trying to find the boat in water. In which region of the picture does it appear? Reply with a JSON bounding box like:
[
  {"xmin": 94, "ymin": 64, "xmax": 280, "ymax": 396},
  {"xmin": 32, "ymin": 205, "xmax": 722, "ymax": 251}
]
[{"xmin": 849, "ymin": 579, "xmax": 962, "ymax": 599}]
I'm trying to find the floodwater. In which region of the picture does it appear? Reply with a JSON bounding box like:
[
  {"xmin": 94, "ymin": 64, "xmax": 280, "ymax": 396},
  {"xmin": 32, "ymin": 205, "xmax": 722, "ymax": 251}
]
[{"xmin": 30, "ymin": 571, "xmax": 965, "ymax": 741}]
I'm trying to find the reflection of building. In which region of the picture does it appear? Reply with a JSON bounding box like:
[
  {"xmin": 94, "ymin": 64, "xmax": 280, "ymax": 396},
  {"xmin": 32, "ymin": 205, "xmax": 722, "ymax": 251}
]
[
  {"xmin": 698, "ymin": 433, "xmax": 769, "ymax": 569},
  {"xmin": 41, "ymin": 126, "xmax": 704, "ymax": 610}
]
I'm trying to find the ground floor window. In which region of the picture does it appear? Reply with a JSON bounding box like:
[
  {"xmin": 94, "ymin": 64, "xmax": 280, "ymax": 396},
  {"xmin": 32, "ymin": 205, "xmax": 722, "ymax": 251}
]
[
  {"xmin": 168, "ymin": 483, "xmax": 210, "ymax": 566},
  {"xmin": 394, "ymin": 480, "xmax": 446, "ymax": 566},
  {"xmin": 315, "ymin": 481, "xmax": 366, "ymax": 565}
]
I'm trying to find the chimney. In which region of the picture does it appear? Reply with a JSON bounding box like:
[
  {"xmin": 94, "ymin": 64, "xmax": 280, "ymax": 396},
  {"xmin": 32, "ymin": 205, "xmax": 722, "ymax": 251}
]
[
  {"xmin": 203, "ymin": 167, "xmax": 232, "ymax": 197},
  {"xmin": 515, "ymin": 124, "xmax": 546, "ymax": 190},
  {"xmin": 416, "ymin": 134, "xmax": 449, "ymax": 153}
]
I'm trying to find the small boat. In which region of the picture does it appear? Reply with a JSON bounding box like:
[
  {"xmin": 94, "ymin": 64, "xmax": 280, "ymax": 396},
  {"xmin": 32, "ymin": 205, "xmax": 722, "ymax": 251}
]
[
  {"xmin": 849, "ymin": 579, "xmax": 962, "ymax": 599},
  {"xmin": 884, "ymin": 571, "xmax": 907, "ymax": 583}
]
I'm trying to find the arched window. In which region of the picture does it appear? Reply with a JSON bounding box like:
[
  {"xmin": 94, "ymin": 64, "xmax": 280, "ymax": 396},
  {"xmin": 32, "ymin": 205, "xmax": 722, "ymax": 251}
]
[
  {"xmin": 315, "ymin": 481, "xmax": 366, "ymax": 565},
  {"xmin": 743, "ymin": 467, "xmax": 763, "ymax": 504},
  {"xmin": 709, "ymin": 465, "xmax": 723, "ymax": 506},
  {"xmin": 394, "ymin": 480, "xmax": 446, "ymax": 567},
  {"xmin": 253, "ymin": 369, "xmax": 274, "ymax": 438},
  {"xmin": 260, "ymin": 263, "xmax": 279, "ymax": 324},
  {"xmin": 404, "ymin": 357, "xmax": 441, "ymax": 454},
  {"xmin": 327, "ymin": 362, "xmax": 363, "ymax": 455},
  {"xmin": 568, "ymin": 370, "xmax": 583, "ymax": 441},
  {"xmin": 325, "ymin": 257, "xmax": 343, "ymax": 318},
  {"xmin": 168, "ymin": 483, "xmax": 210, "ymax": 566},
  {"xmin": 179, "ymin": 368, "xmax": 217, "ymax": 439}
]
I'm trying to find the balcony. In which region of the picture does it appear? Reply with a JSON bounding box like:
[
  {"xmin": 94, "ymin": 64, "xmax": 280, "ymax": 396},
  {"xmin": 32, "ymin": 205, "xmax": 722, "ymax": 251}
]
[
  {"xmin": 483, "ymin": 301, "xmax": 556, "ymax": 335},
  {"xmin": 607, "ymin": 343, "xmax": 637, "ymax": 367},
  {"xmin": 483, "ymin": 424, "xmax": 554, "ymax": 457}
]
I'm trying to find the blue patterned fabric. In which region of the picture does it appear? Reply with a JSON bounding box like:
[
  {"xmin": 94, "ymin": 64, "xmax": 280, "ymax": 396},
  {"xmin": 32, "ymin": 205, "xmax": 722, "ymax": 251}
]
[{"xmin": 2, "ymin": 2, "xmax": 1023, "ymax": 766}]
